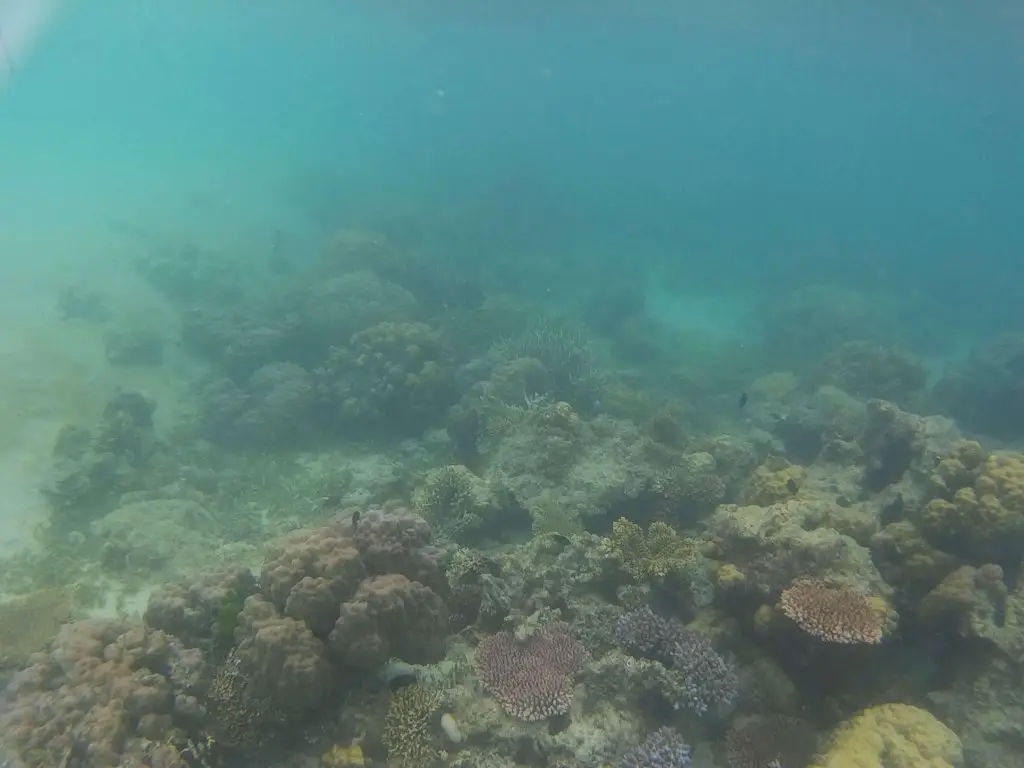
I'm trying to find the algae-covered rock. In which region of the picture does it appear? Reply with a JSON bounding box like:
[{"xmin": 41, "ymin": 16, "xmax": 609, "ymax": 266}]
[{"xmin": 811, "ymin": 703, "xmax": 962, "ymax": 768}]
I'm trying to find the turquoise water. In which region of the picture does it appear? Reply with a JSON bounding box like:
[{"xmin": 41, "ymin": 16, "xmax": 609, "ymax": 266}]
[{"xmin": 1, "ymin": 3, "xmax": 1024, "ymax": 766}]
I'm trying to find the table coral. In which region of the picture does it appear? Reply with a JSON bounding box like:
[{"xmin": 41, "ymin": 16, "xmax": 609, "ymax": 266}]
[
  {"xmin": 779, "ymin": 579, "xmax": 887, "ymax": 644},
  {"xmin": 810, "ymin": 703, "xmax": 963, "ymax": 768},
  {"xmin": 473, "ymin": 622, "xmax": 587, "ymax": 721},
  {"xmin": 599, "ymin": 518, "xmax": 701, "ymax": 582}
]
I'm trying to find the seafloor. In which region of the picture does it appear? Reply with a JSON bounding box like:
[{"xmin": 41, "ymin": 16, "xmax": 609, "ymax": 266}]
[{"xmin": 1, "ymin": 219, "xmax": 1022, "ymax": 768}]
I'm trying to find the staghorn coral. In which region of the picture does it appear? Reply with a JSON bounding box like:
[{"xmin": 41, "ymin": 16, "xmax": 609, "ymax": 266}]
[
  {"xmin": 414, "ymin": 464, "xmax": 503, "ymax": 543},
  {"xmin": 495, "ymin": 318, "xmax": 602, "ymax": 409},
  {"xmin": 779, "ymin": 579, "xmax": 886, "ymax": 644},
  {"xmin": 383, "ymin": 683, "xmax": 441, "ymax": 768},
  {"xmin": 810, "ymin": 702, "xmax": 963, "ymax": 768},
  {"xmin": 614, "ymin": 607, "xmax": 738, "ymax": 716},
  {"xmin": 724, "ymin": 715, "xmax": 818, "ymax": 768},
  {"xmin": 473, "ymin": 622, "xmax": 587, "ymax": 721},
  {"xmin": 1, "ymin": 619, "xmax": 207, "ymax": 768},
  {"xmin": 599, "ymin": 518, "xmax": 701, "ymax": 582},
  {"xmin": 617, "ymin": 727, "xmax": 691, "ymax": 768}
]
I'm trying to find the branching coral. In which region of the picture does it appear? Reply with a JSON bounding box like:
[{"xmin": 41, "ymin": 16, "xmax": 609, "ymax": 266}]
[
  {"xmin": 617, "ymin": 727, "xmax": 691, "ymax": 768},
  {"xmin": 614, "ymin": 607, "xmax": 738, "ymax": 715},
  {"xmin": 414, "ymin": 464, "xmax": 502, "ymax": 542},
  {"xmin": 779, "ymin": 579, "xmax": 886, "ymax": 644},
  {"xmin": 724, "ymin": 715, "xmax": 818, "ymax": 768},
  {"xmin": 473, "ymin": 622, "xmax": 587, "ymax": 721},
  {"xmin": 383, "ymin": 683, "xmax": 440, "ymax": 768},
  {"xmin": 599, "ymin": 518, "xmax": 701, "ymax": 581}
]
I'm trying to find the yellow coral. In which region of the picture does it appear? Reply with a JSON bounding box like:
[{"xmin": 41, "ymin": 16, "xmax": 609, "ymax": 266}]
[
  {"xmin": 744, "ymin": 460, "xmax": 804, "ymax": 506},
  {"xmin": 810, "ymin": 703, "xmax": 963, "ymax": 768},
  {"xmin": 322, "ymin": 743, "xmax": 365, "ymax": 768},
  {"xmin": 598, "ymin": 518, "xmax": 699, "ymax": 581}
]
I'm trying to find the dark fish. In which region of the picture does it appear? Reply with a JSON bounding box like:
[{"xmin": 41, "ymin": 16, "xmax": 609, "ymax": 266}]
[
  {"xmin": 786, "ymin": 478, "xmax": 799, "ymax": 494},
  {"xmin": 351, "ymin": 509, "xmax": 361, "ymax": 529},
  {"xmin": 738, "ymin": 392, "xmax": 748, "ymax": 409}
]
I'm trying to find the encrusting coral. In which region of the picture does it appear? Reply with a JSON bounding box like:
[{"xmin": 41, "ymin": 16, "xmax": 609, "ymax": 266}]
[{"xmin": 810, "ymin": 702, "xmax": 963, "ymax": 768}]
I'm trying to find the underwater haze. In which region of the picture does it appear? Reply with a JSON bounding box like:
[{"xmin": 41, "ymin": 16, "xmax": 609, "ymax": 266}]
[{"xmin": 2, "ymin": 1, "xmax": 1024, "ymax": 767}]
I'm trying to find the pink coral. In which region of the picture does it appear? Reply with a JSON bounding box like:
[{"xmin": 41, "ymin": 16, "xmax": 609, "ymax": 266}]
[{"xmin": 473, "ymin": 622, "xmax": 587, "ymax": 721}]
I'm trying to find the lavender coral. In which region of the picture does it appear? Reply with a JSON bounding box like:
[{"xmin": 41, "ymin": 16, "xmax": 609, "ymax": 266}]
[
  {"xmin": 617, "ymin": 727, "xmax": 691, "ymax": 768},
  {"xmin": 474, "ymin": 622, "xmax": 587, "ymax": 720},
  {"xmin": 615, "ymin": 607, "xmax": 738, "ymax": 715}
]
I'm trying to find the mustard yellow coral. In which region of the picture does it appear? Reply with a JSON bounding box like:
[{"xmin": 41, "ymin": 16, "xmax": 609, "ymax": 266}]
[
  {"xmin": 744, "ymin": 459, "xmax": 804, "ymax": 506},
  {"xmin": 810, "ymin": 703, "xmax": 963, "ymax": 768},
  {"xmin": 918, "ymin": 450, "xmax": 1024, "ymax": 561},
  {"xmin": 598, "ymin": 518, "xmax": 699, "ymax": 581}
]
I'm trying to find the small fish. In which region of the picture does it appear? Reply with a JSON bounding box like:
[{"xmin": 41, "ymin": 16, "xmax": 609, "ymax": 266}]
[
  {"xmin": 786, "ymin": 478, "xmax": 799, "ymax": 494},
  {"xmin": 738, "ymin": 392, "xmax": 748, "ymax": 409},
  {"xmin": 351, "ymin": 510, "xmax": 361, "ymax": 530}
]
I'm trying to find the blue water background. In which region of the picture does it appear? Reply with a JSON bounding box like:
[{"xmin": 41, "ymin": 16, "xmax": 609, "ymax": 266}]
[{"xmin": 1, "ymin": 0, "xmax": 1022, "ymax": 349}]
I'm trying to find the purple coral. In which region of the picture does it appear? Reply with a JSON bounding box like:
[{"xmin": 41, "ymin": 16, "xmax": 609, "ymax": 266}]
[
  {"xmin": 617, "ymin": 727, "xmax": 691, "ymax": 768},
  {"xmin": 615, "ymin": 607, "xmax": 738, "ymax": 715},
  {"xmin": 474, "ymin": 622, "xmax": 587, "ymax": 721}
]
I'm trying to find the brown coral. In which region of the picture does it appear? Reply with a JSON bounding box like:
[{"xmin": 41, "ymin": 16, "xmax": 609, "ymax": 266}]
[
  {"xmin": 779, "ymin": 579, "xmax": 885, "ymax": 644},
  {"xmin": 1, "ymin": 619, "xmax": 206, "ymax": 768},
  {"xmin": 328, "ymin": 573, "xmax": 448, "ymax": 668}
]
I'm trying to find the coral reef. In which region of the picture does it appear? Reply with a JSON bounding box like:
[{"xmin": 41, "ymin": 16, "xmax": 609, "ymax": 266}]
[
  {"xmin": 810, "ymin": 703, "xmax": 963, "ymax": 768},
  {"xmin": 383, "ymin": 683, "xmax": 440, "ymax": 768},
  {"xmin": 599, "ymin": 518, "xmax": 701, "ymax": 582},
  {"xmin": 473, "ymin": 622, "xmax": 587, "ymax": 720},
  {"xmin": 0, "ymin": 619, "xmax": 207, "ymax": 768},
  {"xmin": 617, "ymin": 727, "xmax": 691, "ymax": 768},
  {"xmin": 933, "ymin": 333, "xmax": 1024, "ymax": 440},
  {"xmin": 778, "ymin": 578, "xmax": 887, "ymax": 644},
  {"xmin": 614, "ymin": 607, "xmax": 738, "ymax": 715},
  {"xmin": 723, "ymin": 715, "xmax": 818, "ymax": 768}
]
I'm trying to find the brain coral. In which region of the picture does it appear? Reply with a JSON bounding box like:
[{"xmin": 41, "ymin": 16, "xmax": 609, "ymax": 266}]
[{"xmin": 810, "ymin": 703, "xmax": 963, "ymax": 768}]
